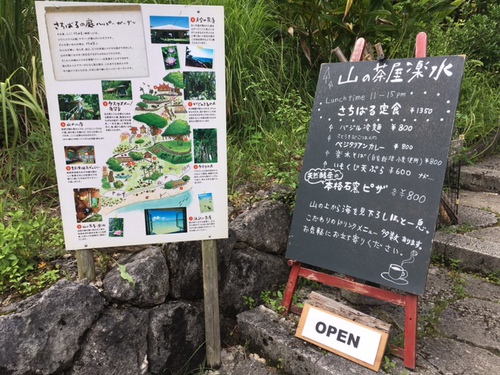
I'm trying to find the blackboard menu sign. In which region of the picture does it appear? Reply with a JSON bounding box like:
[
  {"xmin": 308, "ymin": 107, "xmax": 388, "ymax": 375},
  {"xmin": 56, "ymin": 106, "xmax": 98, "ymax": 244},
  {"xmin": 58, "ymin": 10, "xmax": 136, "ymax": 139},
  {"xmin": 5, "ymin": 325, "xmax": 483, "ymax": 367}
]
[{"xmin": 286, "ymin": 56, "xmax": 465, "ymax": 295}]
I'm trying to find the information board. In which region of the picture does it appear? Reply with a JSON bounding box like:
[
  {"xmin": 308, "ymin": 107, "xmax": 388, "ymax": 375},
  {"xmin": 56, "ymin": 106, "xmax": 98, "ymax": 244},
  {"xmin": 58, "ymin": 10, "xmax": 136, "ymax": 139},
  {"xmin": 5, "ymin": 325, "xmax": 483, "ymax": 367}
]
[
  {"xmin": 286, "ymin": 56, "xmax": 465, "ymax": 294},
  {"xmin": 36, "ymin": 1, "xmax": 227, "ymax": 250}
]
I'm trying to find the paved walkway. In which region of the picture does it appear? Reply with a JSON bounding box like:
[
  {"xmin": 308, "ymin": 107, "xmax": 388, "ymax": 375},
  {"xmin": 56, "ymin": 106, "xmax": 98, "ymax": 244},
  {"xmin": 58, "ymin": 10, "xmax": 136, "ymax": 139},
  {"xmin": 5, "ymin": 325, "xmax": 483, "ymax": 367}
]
[{"xmin": 218, "ymin": 153, "xmax": 500, "ymax": 374}]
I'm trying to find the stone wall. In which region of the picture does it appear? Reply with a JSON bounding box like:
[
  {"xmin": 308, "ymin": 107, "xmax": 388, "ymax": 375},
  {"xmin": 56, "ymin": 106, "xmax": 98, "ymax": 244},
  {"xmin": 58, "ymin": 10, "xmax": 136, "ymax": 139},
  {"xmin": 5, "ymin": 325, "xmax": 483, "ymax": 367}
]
[{"xmin": 0, "ymin": 199, "xmax": 292, "ymax": 375}]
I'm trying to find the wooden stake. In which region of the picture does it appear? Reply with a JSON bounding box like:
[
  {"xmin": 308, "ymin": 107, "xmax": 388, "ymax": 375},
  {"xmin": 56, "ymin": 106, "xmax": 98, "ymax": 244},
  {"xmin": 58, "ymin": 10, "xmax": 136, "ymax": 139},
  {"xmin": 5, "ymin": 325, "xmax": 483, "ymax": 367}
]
[
  {"xmin": 76, "ymin": 249, "xmax": 96, "ymax": 281},
  {"xmin": 202, "ymin": 239, "xmax": 221, "ymax": 368}
]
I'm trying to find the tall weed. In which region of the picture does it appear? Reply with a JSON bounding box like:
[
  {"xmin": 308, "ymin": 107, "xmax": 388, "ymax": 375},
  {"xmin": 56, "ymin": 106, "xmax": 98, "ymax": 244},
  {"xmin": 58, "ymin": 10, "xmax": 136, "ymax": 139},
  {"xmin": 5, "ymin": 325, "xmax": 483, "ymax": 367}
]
[
  {"xmin": 0, "ymin": 0, "xmax": 41, "ymax": 87},
  {"xmin": 424, "ymin": 6, "xmax": 500, "ymax": 157}
]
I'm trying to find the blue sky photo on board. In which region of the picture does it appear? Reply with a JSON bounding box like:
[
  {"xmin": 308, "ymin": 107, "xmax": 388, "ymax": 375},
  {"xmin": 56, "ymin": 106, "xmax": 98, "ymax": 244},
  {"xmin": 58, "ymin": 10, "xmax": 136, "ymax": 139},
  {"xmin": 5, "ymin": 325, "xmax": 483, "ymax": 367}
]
[
  {"xmin": 144, "ymin": 208, "xmax": 187, "ymax": 235},
  {"xmin": 186, "ymin": 46, "xmax": 214, "ymax": 69},
  {"xmin": 150, "ymin": 16, "xmax": 190, "ymax": 44}
]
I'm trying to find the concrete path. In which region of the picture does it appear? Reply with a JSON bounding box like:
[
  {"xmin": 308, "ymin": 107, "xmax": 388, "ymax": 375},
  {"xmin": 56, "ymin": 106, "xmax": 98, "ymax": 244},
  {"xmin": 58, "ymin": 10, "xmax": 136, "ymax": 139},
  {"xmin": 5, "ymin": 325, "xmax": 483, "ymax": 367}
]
[{"xmin": 219, "ymin": 153, "xmax": 500, "ymax": 375}]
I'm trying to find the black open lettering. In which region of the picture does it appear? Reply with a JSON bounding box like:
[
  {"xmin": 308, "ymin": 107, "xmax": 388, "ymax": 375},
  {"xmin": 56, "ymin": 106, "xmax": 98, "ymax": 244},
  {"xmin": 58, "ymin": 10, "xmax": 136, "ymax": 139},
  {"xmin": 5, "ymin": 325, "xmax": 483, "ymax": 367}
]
[
  {"xmin": 337, "ymin": 329, "xmax": 347, "ymax": 343},
  {"xmin": 315, "ymin": 321, "xmax": 361, "ymax": 348},
  {"xmin": 315, "ymin": 321, "xmax": 326, "ymax": 334},
  {"xmin": 348, "ymin": 333, "xmax": 360, "ymax": 348},
  {"xmin": 327, "ymin": 325, "xmax": 337, "ymax": 337}
]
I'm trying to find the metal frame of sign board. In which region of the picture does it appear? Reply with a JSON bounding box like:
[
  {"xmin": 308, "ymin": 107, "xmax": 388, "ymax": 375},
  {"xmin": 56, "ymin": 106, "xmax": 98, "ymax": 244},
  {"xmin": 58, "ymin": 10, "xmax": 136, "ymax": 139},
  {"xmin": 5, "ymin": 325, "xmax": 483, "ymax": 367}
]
[{"xmin": 282, "ymin": 32, "xmax": 430, "ymax": 370}]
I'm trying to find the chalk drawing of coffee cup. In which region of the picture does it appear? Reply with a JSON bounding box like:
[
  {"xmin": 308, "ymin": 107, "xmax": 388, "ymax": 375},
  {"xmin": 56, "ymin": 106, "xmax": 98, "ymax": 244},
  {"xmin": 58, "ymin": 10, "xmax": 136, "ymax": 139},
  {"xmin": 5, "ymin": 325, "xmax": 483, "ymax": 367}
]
[{"xmin": 381, "ymin": 264, "xmax": 409, "ymax": 285}]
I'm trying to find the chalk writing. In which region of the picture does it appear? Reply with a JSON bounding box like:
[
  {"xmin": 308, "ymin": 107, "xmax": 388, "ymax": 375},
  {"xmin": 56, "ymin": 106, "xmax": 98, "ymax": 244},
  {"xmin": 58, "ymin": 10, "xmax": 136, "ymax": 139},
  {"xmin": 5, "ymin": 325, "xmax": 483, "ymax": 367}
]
[{"xmin": 286, "ymin": 56, "xmax": 465, "ymax": 294}]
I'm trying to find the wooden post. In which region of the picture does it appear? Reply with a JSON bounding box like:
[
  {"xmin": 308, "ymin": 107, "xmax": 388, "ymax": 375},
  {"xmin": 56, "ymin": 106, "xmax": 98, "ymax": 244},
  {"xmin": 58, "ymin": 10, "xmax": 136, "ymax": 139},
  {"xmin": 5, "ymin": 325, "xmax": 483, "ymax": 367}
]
[
  {"xmin": 75, "ymin": 249, "xmax": 96, "ymax": 281},
  {"xmin": 202, "ymin": 239, "xmax": 221, "ymax": 368}
]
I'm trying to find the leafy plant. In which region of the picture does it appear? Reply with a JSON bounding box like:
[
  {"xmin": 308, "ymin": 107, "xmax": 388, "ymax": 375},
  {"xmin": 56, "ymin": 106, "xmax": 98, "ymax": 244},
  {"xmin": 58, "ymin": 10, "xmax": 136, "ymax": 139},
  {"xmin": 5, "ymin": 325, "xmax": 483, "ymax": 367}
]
[
  {"xmin": 260, "ymin": 289, "xmax": 286, "ymax": 314},
  {"xmin": 0, "ymin": 208, "xmax": 63, "ymax": 295},
  {"xmin": 242, "ymin": 295, "xmax": 256, "ymax": 310},
  {"xmin": 277, "ymin": 0, "xmax": 398, "ymax": 67},
  {"xmin": 118, "ymin": 263, "xmax": 136, "ymax": 288}
]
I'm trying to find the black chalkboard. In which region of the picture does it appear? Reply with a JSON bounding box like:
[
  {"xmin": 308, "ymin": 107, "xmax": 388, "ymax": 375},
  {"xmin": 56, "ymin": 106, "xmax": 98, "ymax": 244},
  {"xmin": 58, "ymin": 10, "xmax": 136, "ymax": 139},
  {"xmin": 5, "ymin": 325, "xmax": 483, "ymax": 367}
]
[{"xmin": 286, "ymin": 56, "xmax": 465, "ymax": 295}]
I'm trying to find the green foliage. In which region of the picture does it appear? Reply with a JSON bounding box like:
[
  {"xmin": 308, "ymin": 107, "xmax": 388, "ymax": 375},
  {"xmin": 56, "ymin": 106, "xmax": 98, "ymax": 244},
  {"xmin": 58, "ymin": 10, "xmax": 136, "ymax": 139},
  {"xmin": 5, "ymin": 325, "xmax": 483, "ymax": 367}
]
[
  {"xmin": 381, "ymin": 355, "xmax": 398, "ymax": 374},
  {"xmin": 277, "ymin": 0, "xmax": 399, "ymax": 67},
  {"xmin": 133, "ymin": 113, "xmax": 169, "ymax": 128},
  {"xmin": 484, "ymin": 271, "xmax": 500, "ymax": 285},
  {"xmin": 421, "ymin": 3, "xmax": 500, "ymax": 156},
  {"xmin": 129, "ymin": 151, "xmax": 143, "ymax": 161},
  {"xmin": 158, "ymin": 152, "xmax": 192, "ymax": 164},
  {"xmin": 193, "ymin": 128, "xmax": 217, "ymax": 164},
  {"xmin": 102, "ymin": 179, "xmax": 111, "ymax": 189},
  {"xmin": 385, "ymin": 0, "xmax": 465, "ymax": 58},
  {"xmin": 227, "ymin": 86, "xmax": 310, "ymax": 197},
  {"xmin": 106, "ymin": 157, "xmax": 125, "ymax": 172},
  {"xmin": 118, "ymin": 263, "xmax": 135, "ymax": 288},
  {"xmin": 446, "ymin": 3, "xmax": 500, "ymax": 72},
  {"xmin": 162, "ymin": 119, "xmax": 191, "ymax": 138},
  {"xmin": 184, "ymin": 71, "xmax": 216, "ymax": 100},
  {"xmin": 1, "ymin": 62, "xmax": 52, "ymax": 187},
  {"xmin": 242, "ymin": 295, "xmax": 256, "ymax": 309},
  {"xmin": 140, "ymin": 93, "xmax": 159, "ymax": 101},
  {"xmin": 0, "ymin": 207, "xmax": 64, "ymax": 295},
  {"xmin": 260, "ymin": 289, "xmax": 286, "ymax": 314},
  {"xmin": 149, "ymin": 170, "xmax": 163, "ymax": 181},
  {"xmin": 0, "ymin": 0, "xmax": 41, "ymax": 88},
  {"xmin": 163, "ymin": 71, "xmax": 184, "ymax": 88}
]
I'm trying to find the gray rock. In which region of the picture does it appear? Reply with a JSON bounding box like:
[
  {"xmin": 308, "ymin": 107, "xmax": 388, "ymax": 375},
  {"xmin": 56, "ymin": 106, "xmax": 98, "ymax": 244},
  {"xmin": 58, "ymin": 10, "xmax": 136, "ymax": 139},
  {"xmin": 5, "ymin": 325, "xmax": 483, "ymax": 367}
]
[
  {"xmin": 213, "ymin": 346, "xmax": 279, "ymax": 375},
  {"xmin": 103, "ymin": 246, "xmax": 169, "ymax": 306},
  {"xmin": 164, "ymin": 241, "xmax": 203, "ymax": 300},
  {"xmin": 432, "ymin": 231, "xmax": 500, "ymax": 273},
  {"xmin": 69, "ymin": 307, "xmax": 149, "ymax": 375},
  {"xmin": 220, "ymin": 247, "xmax": 289, "ymax": 316},
  {"xmin": 460, "ymin": 190, "xmax": 500, "ymax": 213},
  {"xmin": 460, "ymin": 153, "xmax": 500, "ymax": 193},
  {"xmin": 0, "ymin": 280, "xmax": 105, "ymax": 375},
  {"xmin": 147, "ymin": 300, "xmax": 205, "ymax": 374},
  {"xmin": 419, "ymin": 337, "xmax": 500, "ymax": 374},
  {"xmin": 230, "ymin": 200, "xmax": 291, "ymax": 254},
  {"xmin": 457, "ymin": 205, "xmax": 498, "ymax": 227},
  {"xmin": 238, "ymin": 306, "xmax": 376, "ymax": 375},
  {"xmin": 439, "ymin": 297, "xmax": 500, "ymax": 351},
  {"xmin": 217, "ymin": 228, "xmax": 238, "ymax": 274}
]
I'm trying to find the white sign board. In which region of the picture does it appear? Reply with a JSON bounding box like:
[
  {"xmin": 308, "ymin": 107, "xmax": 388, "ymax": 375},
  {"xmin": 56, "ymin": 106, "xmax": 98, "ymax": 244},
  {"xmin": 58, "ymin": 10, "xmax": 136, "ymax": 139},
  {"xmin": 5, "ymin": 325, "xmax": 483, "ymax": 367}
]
[
  {"xmin": 296, "ymin": 304, "xmax": 388, "ymax": 371},
  {"xmin": 36, "ymin": 1, "xmax": 227, "ymax": 250}
]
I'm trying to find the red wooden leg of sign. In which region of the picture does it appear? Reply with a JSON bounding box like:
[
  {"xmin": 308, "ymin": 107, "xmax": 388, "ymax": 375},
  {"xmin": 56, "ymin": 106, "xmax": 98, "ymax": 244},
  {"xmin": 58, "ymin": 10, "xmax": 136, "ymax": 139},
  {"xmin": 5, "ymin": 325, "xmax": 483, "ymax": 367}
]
[
  {"xmin": 350, "ymin": 37, "xmax": 366, "ymax": 62},
  {"xmin": 282, "ymin": 260, "xmax": 301, "ymax": 313},
  {"xmin": 404, "ymin": 293, "xmax": 418, "ymax": 369},
  {"xmin": 415, "ymin": 32, "xmax": 428, "ymax": 58}
]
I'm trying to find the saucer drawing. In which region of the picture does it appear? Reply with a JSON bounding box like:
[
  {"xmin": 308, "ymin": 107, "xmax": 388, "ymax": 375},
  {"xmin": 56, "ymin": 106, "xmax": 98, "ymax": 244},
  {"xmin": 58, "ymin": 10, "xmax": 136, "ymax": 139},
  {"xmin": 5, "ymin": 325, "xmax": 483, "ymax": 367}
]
[{"xmin": 381, "ymin": 272, "xmax": 409, "ymax": 285}]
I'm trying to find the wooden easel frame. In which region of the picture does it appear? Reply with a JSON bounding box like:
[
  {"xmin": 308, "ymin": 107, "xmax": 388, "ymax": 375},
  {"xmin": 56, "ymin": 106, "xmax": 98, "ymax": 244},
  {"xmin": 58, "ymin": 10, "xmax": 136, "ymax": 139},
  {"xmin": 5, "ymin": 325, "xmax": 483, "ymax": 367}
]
[{"xmin": 282, "ymin": 32, "xmax": 429, "ymax": 370}]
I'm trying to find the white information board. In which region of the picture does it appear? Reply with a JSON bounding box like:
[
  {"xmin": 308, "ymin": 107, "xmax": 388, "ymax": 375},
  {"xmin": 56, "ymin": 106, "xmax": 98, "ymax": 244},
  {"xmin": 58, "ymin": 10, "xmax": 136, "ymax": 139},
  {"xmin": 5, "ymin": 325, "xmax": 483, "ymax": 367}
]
[{"xmin": 36, "ymin": 1, "xmax": 227, "ymax": 250}]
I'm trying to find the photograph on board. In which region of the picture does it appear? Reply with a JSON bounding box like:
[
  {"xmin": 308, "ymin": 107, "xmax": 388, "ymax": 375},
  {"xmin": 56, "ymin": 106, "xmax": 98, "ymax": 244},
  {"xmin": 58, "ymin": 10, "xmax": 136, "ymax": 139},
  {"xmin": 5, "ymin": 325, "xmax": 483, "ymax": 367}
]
[
  {"xmin": 186, "ymin": 46, "xmax": 214, "ymax": 69},
  {"xmin": 183, "ymin": 71, "xmax": 216, "ymax": 100},
  {"xmin": 144, "ymin": 207, "xmax": 187, "ymax": 235},
  {"xmin": 64, "ymin": 145, "xmax": 96, "ymax": 165},
  {"xmin": 150, "ymin": 16, "xmax": 190, "ymax": 44},
  {"xmin": 58, "ymin": 94, "xmax": 101, "ymax": 121},
  {"xmin": 193, "ymin": 128, "xmax": 218, "ymax": 164},
  {"xmin": 74, "ymin": 188, "xmax": 102, "ymax": 223},
  {"xmin": 162, "ymin": 46, "xmax": 181, "ymax": 70},
  {"xmin": 101, "ymin": 81, "xmax": 133, "ymax": 101},
  {"xmin": 108, "ymin": 217, "xmax": 124, "ymax": 237}
]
